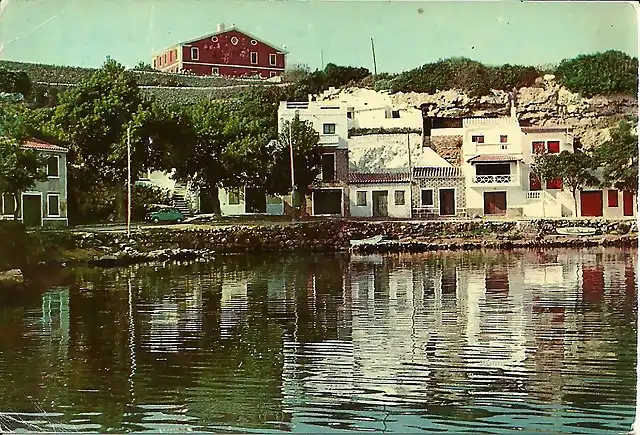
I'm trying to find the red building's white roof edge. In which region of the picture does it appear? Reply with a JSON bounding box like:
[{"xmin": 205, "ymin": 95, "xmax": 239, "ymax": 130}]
[{"xmin": 171, "ymin": 25, "xmax": 288, "ymax": 54}]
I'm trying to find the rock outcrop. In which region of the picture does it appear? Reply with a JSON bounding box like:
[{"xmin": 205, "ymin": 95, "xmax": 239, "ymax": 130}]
[{"xmin": 321, "ymin": 77, "xmax": 637, "ymax": 150}]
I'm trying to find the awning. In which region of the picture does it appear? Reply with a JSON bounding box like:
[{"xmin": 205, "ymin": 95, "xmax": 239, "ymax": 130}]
[{"xmin": 467, "ymin": 154, "xmax": 522, "ymax": 163}]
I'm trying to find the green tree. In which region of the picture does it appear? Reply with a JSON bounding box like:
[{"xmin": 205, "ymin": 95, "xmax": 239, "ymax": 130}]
[
  {"xmin": 323, "ymin": 63, "xmax": 371, "ymax": 88},
  {"xmin": 48, "ymin": 59, "xmax": 146, "ymax": 221},
  {"xmin": 593, "ymin": 119, "xmax": 638, "ymax": 195},
  {"xmin": 265, "ymin": 115, "xmax": 320, "ymax": 217},
  {"xmin": 532, "ymin": 150, "xmax": 599, "ymax": 217},
  {"xmin": 0, "ymin": 68, "xmax": 31, "ymax": 97},
  {"xmin": 554, "ymin": 51, "xmax": 638, "ymax": 97},
  {"xmin": 0, "ymin": 137, "xmax": 47, "ymax": 220},
  {"xmin": 132, "ymin": 62, "xmax": 154, "ymax": 72}
]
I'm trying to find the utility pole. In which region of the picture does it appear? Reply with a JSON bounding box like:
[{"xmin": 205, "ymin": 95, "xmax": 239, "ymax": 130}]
[
  {"xmin": 320, "ymin": 49, "xmax": 324, "ymax": 70},
  {"xmin": 127, "ymin": 126, "xmax": 132, "ymax": 237},
  {"xmin": 289, "ymin": 116, "xmax": 296, "ymax": 222},
  {"xmin": 370, "ymin": 38, "xmax": 377, "ymax": 76}
]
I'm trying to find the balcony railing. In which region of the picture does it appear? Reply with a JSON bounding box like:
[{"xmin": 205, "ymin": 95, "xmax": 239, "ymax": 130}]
[
  {"xmin": 474, "ymin": 143, "xmax": 516, "ymax": 153},
  {"xmin": 319, "ymin": 134, "xmax": 339, "ymax": 145},
  {"xmin": 473, "ymin": 174, "xmax": 515, "ymax": 184}
]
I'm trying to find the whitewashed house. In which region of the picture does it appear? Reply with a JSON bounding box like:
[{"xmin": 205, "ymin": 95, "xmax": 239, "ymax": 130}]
[
  {"xmin": 278, "ymin": 100, "xmax": 350, "ymax": 217},
  {"xmin": 348, "ymin": 172, "xmax": 412, "ymax": 218}
]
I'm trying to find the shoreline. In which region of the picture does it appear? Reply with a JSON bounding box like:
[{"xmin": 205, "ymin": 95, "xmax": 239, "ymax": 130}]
[{"xmin": 11, "ymin": 218, "xmax": 637, "ymax": 271}]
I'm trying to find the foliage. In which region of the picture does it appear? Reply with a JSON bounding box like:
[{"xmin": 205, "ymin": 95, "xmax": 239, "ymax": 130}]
[
  {"xmin": 532, "ymin": 150, "xmax": 599, "ymax": 216},
  {"xmin": 554, "ymin": 50, "xmax": 638, "ymax": 97},
  {"xmin": 323, "ymin": 63, "xmax": 370, "ymax": 88},
  {"xmin": 265, "ymin": 115, "xmax": 321, "ymax": 216},
  {"xmin": 0, "ymin": 68, "xmax": 31, "ymax": 97},
  {"xmin": 282, "ymin": 63, "xmax": 312, "ymax": 83},
  {"xmin": 348, "ymin": 127, "xmax": 422, "ymax": 137},
  {"xmin": 386, "ymin": 58, "xmax": 542, "ymax": 97},
  {"xmin": 593, "ymin": 119, "xmax": 639, "ymax": 194},
  {"xmin": 132, "ymin": 62, "xmax": 154, "ymax": 72},
  {"xmin": 0, "ymin": 137, "xmax": 47, "ymax": 219}
]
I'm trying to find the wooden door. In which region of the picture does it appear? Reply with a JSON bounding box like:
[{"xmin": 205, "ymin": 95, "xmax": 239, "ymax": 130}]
[
  {"xmin": 372, "ymin": 191, "xmax": 388, "ymax": 217},
  {"xmin": 580, "ymin": 191, "xmax": 603, "ymax": 217},
  {"xmin": 623, "ymin": 191, "xmax": 635, "ymax": 216},
  {"xmin": 439, "ymin": 189, "xmax": 455, "ymax": 216},
  {"xmin": 22, "ymin": 195, "xmax": 42, "ymax": 227},
  {"xmin": 483, "ymin": 192, "xmax": 507, "ymax": 215}
]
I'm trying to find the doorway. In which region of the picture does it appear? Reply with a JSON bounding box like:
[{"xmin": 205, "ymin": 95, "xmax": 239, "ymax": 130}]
[
  {"xmin": 22, "ymin": 194, "xmax": 42, "ymax": 226},
  {"xmin": 580, "ymin": 191, "xmax": 603, "ymax": 217},
  {"xmin": 483, "ymin": 191, "xmax": 507, "ymax": 215},
  {"xmin": 623, "ymin": 191, "xmax": 635, "ymax": 217},
  {"xmin": 244, "ymin": 187, "xmax": 266, "ymax": 213},
  {"xmin": 439, "ymin": 189, "xmax": 456, "ymax": 216},
  {"xmin": 372, "ymin": 191, "xmax": 388, "ymax": 217}
]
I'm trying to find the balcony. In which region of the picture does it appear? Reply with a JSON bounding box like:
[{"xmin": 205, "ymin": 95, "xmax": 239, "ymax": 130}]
[
  {"xmin": 318, "ymin": 134, "xmax": 340, "ymax": 145},
  {"xmin": 474, "ymin": 143, "xmax": 519, "ymax": 154},
  {"xmin": 472, "ymin": 174, "xmax": 517, "ymax": 184}
]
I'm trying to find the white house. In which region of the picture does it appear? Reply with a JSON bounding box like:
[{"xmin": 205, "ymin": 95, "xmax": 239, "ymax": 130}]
[
  {"xmin": 348, "ymin": 172, "xmax": 412, "ymax": 218},
  {"xmin": 278, "ymin": 100, "xmax": 350, "ymax": 216},
  {"xmin": 317, "ymin": 87, "xmax": 423, "ymax": 131}
]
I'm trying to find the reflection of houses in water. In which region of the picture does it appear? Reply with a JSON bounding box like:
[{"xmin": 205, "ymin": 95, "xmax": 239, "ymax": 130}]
[
  {"xmin": 145, "ymin": 285, "xmax": 203, "ymax": 353},
  {"xmin": 220, "ymin": 277, "xmax": 248, "ymax": 338},
  {"xmin": 41, "ymin": 287, "xmax": 70, "ymax": 357}
]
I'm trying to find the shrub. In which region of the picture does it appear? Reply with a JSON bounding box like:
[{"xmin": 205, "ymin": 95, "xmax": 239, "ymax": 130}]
[{"xmin": 554, "ymin": 50, "xmax": 638, "ymax": 97}]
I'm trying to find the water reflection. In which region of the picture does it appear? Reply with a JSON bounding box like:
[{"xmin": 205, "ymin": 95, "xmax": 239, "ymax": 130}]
[{"xmin": 0, "ymin": 248, "xmax": 636, "ymax": 433}]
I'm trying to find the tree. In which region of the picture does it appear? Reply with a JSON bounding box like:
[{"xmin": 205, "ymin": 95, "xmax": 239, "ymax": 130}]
[
  {"xmin": 593, "ymin": 119, "xmax": 638, "ymax": 195},
  {"xmin": 265, "ymin": 115, "xmax": 320, "ymax": 217},
  {"xmin": 133, "ymin": 62, "xmax": 155, "ymax": 72},
  {"xmin": 0, "ymin": 68, "xmax": 31, "ymax": 97},
  {"xmin": 48, "ymin": 59, "xmax": 146, "ymax": 221},
  {"xmin": 532, "ymin": 150, "xmax": 599, "ymax": 217},
  {"xmin": 0, "ymin": 137, "xmax": 47, "ymax": 220}
]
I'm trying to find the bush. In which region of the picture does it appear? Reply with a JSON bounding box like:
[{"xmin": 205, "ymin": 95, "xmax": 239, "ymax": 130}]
[
  {"xmin": 0, "ymin": 221, "xmax": 38, "ymax": 270},
  {"xmin": 554, "ymin": 51, "xmax": 638, "ymax": 97}
]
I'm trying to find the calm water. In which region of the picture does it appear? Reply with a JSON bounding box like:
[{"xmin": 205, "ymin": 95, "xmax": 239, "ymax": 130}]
[{"xmin": 0, "ymin": 248, "xmax": 637, "ymax": 434}]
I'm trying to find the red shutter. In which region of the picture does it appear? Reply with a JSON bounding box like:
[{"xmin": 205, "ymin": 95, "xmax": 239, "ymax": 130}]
[
  {"xmin": 547, "ymin": 141, "xmax": 560, "ymax": 153},
  {"xmin": 529, "ymin": 173, "xmax": 541, "ymax": 191},
  {"xmin": 546, "ymin": 178, "xmax": 563, "ymax": 189},
  {"xmin": 608, "ymin": 190, "xmax": 618, "ymax": 207},
  {"xmin": 532, "ymin": 141, "xmax": 545, "ymax": 154}
]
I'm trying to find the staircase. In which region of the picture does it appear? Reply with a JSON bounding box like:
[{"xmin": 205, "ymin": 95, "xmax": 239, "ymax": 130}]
[{"xmin": 171, "ymin": 182, "xmax": 192, "ymax": 216}]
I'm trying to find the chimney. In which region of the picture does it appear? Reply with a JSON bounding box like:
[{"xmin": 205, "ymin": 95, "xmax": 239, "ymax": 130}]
[{"xmin": 216, "ymin": 23, "xmax": 225, "ymax": 32}]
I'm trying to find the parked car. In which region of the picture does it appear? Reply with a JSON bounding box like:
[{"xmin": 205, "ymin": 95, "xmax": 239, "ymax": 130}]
[{"xmin": 146, "ymin": 207, "xmax": 185, "ymax": 224}]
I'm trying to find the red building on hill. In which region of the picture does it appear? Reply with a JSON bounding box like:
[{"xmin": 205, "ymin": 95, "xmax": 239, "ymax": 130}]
[{"xmin": 152, "ymin": 23, "xmax": 287, "ymax": 79}]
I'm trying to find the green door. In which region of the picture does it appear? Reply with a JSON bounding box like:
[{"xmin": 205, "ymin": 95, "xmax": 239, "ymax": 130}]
[{"xmin": 22, "ymin": 195, "xmax": 42, "ymax": 226}]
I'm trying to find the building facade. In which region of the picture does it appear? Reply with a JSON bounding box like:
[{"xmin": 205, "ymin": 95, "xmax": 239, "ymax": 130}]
[
  {"xmin": 152, "ymin": 24, "xmax": 287, "ymax": 79},
  {"xmin": 0, "ymin": 139, "xmax": 69, "ymax": 226},
  {"xmin": 411, "ymin": 166, "xmax": 466, "ymax": 218},
  {"xmin": 348, "ymin": 172, "xmax": 412, "ymax": 219},
  {"xmin": 278, "ymin": 100, "xmax": 350, "ymax": 217}
]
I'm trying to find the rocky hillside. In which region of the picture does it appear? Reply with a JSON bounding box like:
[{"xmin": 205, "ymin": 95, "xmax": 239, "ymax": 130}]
[{"xmin": 324, "ymin": 75, "xmax": 637, "ymax": 150}]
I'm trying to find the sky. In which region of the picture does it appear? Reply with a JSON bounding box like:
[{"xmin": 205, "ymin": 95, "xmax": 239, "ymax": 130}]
[{"xmin": 0, "ymin": 0, "xmax": 638, "ymax": 74}]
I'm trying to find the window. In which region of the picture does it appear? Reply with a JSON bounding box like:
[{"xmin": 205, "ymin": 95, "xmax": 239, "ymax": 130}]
[
  {"xmin": 212, "ymin": 67, "xmax": 219, "ymax": 75},
  {"xmin": 394, "ymin": 190, "xmax": 405, "ymax": 206},
  {"xmin": 163, "ymin": 53, "xmax": 167, "ymax": 64},
  {"xmin": 250, "ymin": 52, "xmax": 258, "ymax": 64},
  {"xmin": 421, "ymin": 189, "xmax": 434, "ymax": 206},
  {"xmin": 153, "ymin": 58, "xmax": 157, "ymax": 68},
  {"xmin": 500, "ymin": 135, "xmax": 508, "ymax": 143},
  {"xmin": 356, "ymin": 191, "xmax": 367, "ymax": 206},
  {"xmin": 269, "ymin": 71, "xmax": 277, "ymax": 77},
  {"xmin": 251, "ymin": 39, "xmax": 257, "ymax": 45},
  {"xmin": 546, "ymin": 178, "xmax": 563, "ymax": 190},
  {"xmin": 391, "ymin": 110, "xmax": 400, "ymax": 119},
  {"xmin": 269, "ymin": 53, "xmax": 277, "ymax": 66},
  {"xmin": 476, "ymin": 163, "xmax": 510, "ymax": 176},
  {"xmin": 2, "ymin": 193, "xmax": 15, "ymax": 215},
  {"xmin": 211, "ymin": 36, "xmax": 218, "ymax": 42},
  {"xmin": 608, "ymin": 190, "xmax": 619, "ymax": 207},
  {"xmin": 532, "ymin": 141, "xmax": 545, "ymax": 153},
  {"xmin": 547, "ymin": 141, "xmax": 560, "ymax": 153},
  {"xmin": 191, "ymin": 47, "xmax": 199, "ymax": 60},
  {"xmin": 231, "ymin": 36, "xmax": 239, "ymax": 45},
  {"xmin": 47, "ymin": 194, "xmax": 60, "ymax": 217},
  {"xmin": 321, "ymin": 153, "xmax": 335, "ymax": 181},
  {"xmin": 47, "ymin": 156, "xmax": 59, "ymax": 177},
  {"xmin": 323, "ymin": 123, "xmax": 336, "ymax": 134},
  {"xmin": 471, "ymin": 135, "xmax": 484, "ymax": 143},
  {"xmin": 347, "ymin": 111, "xmax": 353, "ymax": 119},
  {"xmin": 228, "ymin": 188, "xmax": 240, "ymax": 205},
  {"xmin": 529, "ymin": 173, "xmax": 541, "ymax": 191}
]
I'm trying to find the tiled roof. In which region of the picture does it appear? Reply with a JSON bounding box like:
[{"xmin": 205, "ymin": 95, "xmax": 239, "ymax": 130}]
[
  {"xmin": 413, "ymin": 166, "xmax": 463, "ymax": 178},
  {"xmin": 349, "ymin": 172, "xmax": 411, "ymax": 184},
  {"xmin": 463, "ymin": 117, "xmax": 519, "ymax": 128},
  {"xmin": 521, "ymin": 126, "xmax": 573, "ymax": 133},
  {"xmin": 467, "ymin": 154, "xmax": 522, "ymax": 163},
  {"xmin": 22, "ymin": 139, "xmax": 68, "ymax": 153}
]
